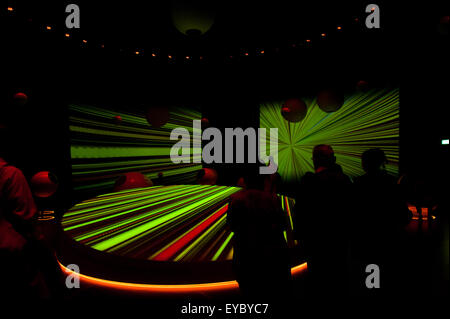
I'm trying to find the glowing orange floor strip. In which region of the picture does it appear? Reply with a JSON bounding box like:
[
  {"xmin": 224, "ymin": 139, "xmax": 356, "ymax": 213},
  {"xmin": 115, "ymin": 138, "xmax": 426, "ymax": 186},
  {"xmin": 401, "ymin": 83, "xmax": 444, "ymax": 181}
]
[{"xmin": 58, "ymin": 260, "xmax": 307, "ymax": 294}]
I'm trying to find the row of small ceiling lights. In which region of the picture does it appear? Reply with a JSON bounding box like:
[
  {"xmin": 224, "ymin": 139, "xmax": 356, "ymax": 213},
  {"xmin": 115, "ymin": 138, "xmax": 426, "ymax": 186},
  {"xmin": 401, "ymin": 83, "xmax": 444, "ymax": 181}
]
[{"xmin": 6, "ymin": 5, "xmax": 370, "ymax": 61}]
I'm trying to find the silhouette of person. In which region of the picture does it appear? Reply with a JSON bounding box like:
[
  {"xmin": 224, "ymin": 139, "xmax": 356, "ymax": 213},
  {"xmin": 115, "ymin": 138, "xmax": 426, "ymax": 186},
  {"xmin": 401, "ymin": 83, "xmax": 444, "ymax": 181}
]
[
  {"xmin": 0, "ymin": 159, "xmax": 37, "ymax": 252},
  {"xmin": 0, "ymin": 122, "xmax": 66, "ymax": 299},
  {"xmin": 227, "ymin": 169, "xmax": 291, "ymax": 300},
  {"xmin": 293, "ymin": 144, "xmax": 353, "ymax": 296},
  {"xmin": 156, "ymin": 172, "xmax": 164, "ymax": 185},
  {"xmin": 0, "ymin": 125, "xmax": 44, "ymax": 298},
  {"xmin": 351, "ymin": 148, "xmax": 410, "ymax": 293},
  {"xmin": 264, "ymin": 171, "xmax": 282, "ymax": 194}
]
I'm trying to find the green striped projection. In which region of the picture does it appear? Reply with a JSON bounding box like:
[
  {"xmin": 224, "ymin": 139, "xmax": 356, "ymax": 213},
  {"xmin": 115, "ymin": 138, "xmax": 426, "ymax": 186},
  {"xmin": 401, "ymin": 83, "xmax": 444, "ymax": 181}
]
[
  {"xmin": 260, "ymin": 88, "xmax": 399, "ymax": 182},
  {"xmin": 62, "ymin": 185, "xmax": 297, "ymax": 262},
  {"xmin": 69, "ymin": 104, "xmax": 202, "ymax": 198}
]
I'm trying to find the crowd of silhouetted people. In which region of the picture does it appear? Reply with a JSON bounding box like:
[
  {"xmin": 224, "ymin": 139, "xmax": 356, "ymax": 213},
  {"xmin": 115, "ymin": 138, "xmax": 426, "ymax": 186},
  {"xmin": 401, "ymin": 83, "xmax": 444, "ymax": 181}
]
[{"xmin": 227, "ymin": 144, "xmax": 416, "ymax": 300}]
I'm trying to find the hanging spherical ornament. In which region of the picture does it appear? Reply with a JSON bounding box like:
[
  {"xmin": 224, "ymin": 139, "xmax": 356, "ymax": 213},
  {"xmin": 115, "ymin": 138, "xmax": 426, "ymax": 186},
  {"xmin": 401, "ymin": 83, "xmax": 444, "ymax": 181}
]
[
  {"xmin": 171, "ymin": 0, "xmax": 216, "ymax": 36},
  {"xmin": 356, "ymin": 80, "xmax": 369, "ymax": 92},
  {"xmin": 317, "ymin": 89, "xmax": 344, "ymax": 113},
  {"xmin": 281, "ymin": 98, "xmax": 307, "ymax": 122},
  {"xmin": 113, "ymin": 115, "xmax": 123, "ymax": 124},
  {"xmin": 13, "ymin": 92, "xmax": 28, "ymax": 106},
  {"xmin": 30, "ymin": 171, "xmax": 59, "ymax": 198},
  {"xmin": 146, "ymin": 106, "xmax": 170, "ymax": 128}
]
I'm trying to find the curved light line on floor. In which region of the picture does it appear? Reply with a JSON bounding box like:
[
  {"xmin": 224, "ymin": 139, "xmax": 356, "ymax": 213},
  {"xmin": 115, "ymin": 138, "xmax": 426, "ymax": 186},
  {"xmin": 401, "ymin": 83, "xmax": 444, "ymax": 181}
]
[{"xmin": 57, "ymin": 260, "xmax": 307, "ymax": 294}]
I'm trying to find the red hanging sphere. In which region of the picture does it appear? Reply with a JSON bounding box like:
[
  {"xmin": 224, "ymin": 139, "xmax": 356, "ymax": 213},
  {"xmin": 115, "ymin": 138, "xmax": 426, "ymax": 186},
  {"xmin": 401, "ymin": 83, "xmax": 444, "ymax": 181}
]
[
  {"xmin": 201, "ymin": 117, "xmax": 209, "ymax": 127},
  {"xmin": 281, "ymin": 98, "xmax": 307, "ymax": 122},
  {"xmin": 356, "ymin": 80, "xmax": 369, "ymax": 92},
  {"xmin": 317, "ymin": 89, "xmax": 344, "ymax": 113},
  {"xmin": 30, "ymin": 171, "xmax": 58, "ymax": 198},
  {"xmin": 146, "ymin": 107, "xmax": 170, "ymax": 128},
  {"xmin": 113, "ymin": 115, "xmax": 122, "ymax": 124},
  {"xmin": 13, "ymin": 92, "xmax": 28, "ymax": 106}
]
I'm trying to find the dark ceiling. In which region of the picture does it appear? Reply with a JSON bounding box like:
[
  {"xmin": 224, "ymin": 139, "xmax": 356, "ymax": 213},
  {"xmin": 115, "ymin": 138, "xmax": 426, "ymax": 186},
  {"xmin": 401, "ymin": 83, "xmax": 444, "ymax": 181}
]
[{"xmin": 1, "ymin": 1, "xmax": 448, "ymax": 102}]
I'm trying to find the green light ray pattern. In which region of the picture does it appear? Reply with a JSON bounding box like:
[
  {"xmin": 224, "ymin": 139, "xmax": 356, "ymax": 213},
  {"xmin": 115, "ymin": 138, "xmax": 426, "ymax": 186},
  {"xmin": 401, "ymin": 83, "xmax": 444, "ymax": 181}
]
[
  {"xmin": 69, "ymin": 104, "xmax": 202, "ymax": 198},
  {"xmin": 260, "ymin": 88, "xmax": 399, "ymax": 182},
  {"xmin": 62, "ymin": 185, "xmax": 297, "ymax": 262}
]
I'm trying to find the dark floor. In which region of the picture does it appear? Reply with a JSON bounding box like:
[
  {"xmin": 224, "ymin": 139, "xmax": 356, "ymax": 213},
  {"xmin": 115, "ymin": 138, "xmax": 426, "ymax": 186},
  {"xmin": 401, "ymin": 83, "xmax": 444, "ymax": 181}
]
[{"xmin": 1, "ymin": 209, "xmax": 448, "ymax": 315}]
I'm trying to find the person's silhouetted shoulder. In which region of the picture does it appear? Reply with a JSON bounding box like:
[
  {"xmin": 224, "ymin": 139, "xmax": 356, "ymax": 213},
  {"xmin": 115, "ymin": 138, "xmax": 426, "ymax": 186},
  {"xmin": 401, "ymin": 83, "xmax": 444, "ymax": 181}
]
[{"xmin": 0, "ymin": 158, "xmax": 37, "ymax": 251}]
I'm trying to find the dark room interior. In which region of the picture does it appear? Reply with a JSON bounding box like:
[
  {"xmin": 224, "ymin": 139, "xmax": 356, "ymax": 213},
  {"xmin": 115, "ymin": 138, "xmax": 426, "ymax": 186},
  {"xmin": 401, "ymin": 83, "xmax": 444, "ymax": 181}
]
[{"xmin": 0, "ymin": 0, "xmax": 448, "ymax": 314}]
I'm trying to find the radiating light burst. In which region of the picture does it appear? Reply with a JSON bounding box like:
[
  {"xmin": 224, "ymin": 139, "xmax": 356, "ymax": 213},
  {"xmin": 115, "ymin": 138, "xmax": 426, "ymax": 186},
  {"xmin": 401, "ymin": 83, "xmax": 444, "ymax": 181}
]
[
  {"xmin": 62, "ymin": 185, "xmax": 297, "ymax": 262},
  {"xmin": 69, "ymin": 104, "xmax": 202, "ymax": 198},
  {"xmin": 260, "ymin": 88, "xmax": 399, "ymax": 182}
]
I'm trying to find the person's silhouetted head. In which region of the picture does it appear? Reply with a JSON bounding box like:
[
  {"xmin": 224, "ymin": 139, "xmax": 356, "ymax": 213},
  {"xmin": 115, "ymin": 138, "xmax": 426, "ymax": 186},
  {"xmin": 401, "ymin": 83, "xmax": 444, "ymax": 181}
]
[
  {"xmin": 264, "ymin": 172, "xmax": 281, "ymax": 194},
  {"xmin": 361, "ymin": 148, "xmax": 387, "ymax": 174},
  {"xmin": 236, "ymin": 176, "xmax": 246, "ymax": 188},
  {"xmin": 312, "ymin": 144, "xmax": 336, "ymax": 171},
  {"xmin": 240, "ymin": 165, "xmax": 264, "ymax": 190}
]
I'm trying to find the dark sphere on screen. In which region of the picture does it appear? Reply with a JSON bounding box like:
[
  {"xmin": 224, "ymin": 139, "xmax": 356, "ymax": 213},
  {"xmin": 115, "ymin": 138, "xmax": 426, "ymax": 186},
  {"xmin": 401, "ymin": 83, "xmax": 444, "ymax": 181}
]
[
  {"xmin": 201, "ymin": 117, "xmax": 210, "ymax": 129},
  {"xmin": 281, "ymin": 98, "xmax": 307, "ymax": 122},
  {"xmin": 13, "ymin": 92, "xmax": 28, "ymax": 106},
  {"xmin": 30, "ymin": 171, "xmax": 58, "ymax": 198},
  {"xmin": 201, "ymin": 117, "xmax": 209, "ymax": 126},
  {"xmin": 113, "ymin": 172, "xmax": 153, "ymax": 192},
  {"xmin": 113, "ymin": 115, "xmax": 122, "ymax": 124},
  {"xmin": 197, "ymin": 168, "xmax": 218, "ymax": 185},
  {"xmin": 356, "ymin": 80, "xmax": 369, "ymax": 92},
  {"xmin": 317, "ymin": 89, "xmax": 344, "ymax": 113},
  {"xmin": 146, "ymin": 107, "xmax": 170, "ymax": 128}
]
